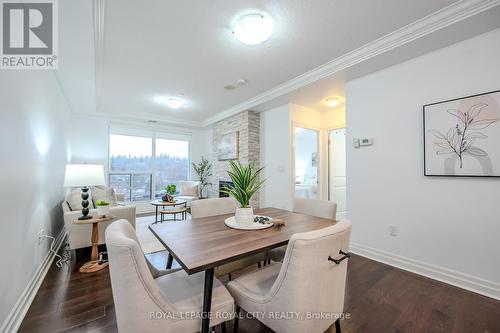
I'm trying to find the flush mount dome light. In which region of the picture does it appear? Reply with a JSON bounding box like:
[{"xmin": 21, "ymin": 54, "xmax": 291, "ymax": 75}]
[
  {"xmin": 323, "ymin": 96, "xmax": 344, "ymax": 108},
  {"xmin": 160, "ymin": 97, "xmax": 186, "ymax": 109},
  {"xmin": 232, "ymin": 13, "xmax": 274, "ymax": 45}
]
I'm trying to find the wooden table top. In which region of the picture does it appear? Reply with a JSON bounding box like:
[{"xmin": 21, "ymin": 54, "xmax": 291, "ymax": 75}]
[
  {"xmin": 149, "ymin": 207, "xmax": 335, "ymax": 274},
  {"xmin": 150, "ymin": 199, "xmax": 186, "ymax": 206},
  {"xmin": 73, "ymin": 215, "xmax": 115, "ymax": 225}
]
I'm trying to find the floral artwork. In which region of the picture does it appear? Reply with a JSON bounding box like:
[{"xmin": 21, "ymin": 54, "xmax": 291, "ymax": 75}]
[{"xmin": 424, "ymin": 90, "xmax": 500, "ymax": 177}]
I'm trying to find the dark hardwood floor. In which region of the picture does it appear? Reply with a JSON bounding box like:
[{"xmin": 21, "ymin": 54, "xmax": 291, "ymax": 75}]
[{"xmin": 19, "ymin": 249, "xmax": 500, "ymax": 333}]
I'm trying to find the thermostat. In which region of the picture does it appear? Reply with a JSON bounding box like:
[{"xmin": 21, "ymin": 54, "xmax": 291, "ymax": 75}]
[
  {"xmin": 360, "ymin": 138, "xmax": 373, "ymax": 146},
  {"xmin": 353, "ymin": 138, "xmax": 373, "ymax": 148}
]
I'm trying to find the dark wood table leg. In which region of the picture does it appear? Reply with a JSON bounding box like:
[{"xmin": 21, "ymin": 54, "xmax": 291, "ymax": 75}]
[
  {"xmin": 201, "ymin": 268, "xmax": 214, "ymax": 333},
  {"xmin": 155, "ymin": 205, "xmax": 158, "ymax": 224},
  {"xmin": 166, "ymin": 253, "xmax": 173, "ymax": 269}
]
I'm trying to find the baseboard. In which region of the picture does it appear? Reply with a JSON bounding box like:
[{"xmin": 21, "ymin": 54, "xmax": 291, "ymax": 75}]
[
  {"xmin": 0, "ymin": 228, "xmax": 67, "ymax": 333},
  {"xmin": 350, "ymin": 242, "xmax": 500, "ymax": 301}
]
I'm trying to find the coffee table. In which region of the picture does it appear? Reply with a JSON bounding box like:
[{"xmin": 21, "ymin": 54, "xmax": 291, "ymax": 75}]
[{"xmin": 150, "ymin": 199, "xmax": 187, "ymax": 224}]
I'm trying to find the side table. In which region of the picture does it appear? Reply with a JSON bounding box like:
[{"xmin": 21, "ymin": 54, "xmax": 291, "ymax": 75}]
[{"xmin": 73, "ymin": 215, "xmax": 115, "ymax": 273}]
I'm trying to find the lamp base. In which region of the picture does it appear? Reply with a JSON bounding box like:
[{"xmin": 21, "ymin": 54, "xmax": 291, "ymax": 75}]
[{"xmin": 78, "ymin": 215, "xmax": 93, "ymax": 220}]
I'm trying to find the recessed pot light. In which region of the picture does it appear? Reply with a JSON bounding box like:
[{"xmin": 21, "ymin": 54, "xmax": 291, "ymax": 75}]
[
  {"xmin": 323, "ymin": 96, "xmax": 344, "ymax": 108},
  {"xmin": 232, "ymin": 13, "xmax": 274, "ymax": 45},
  {"xmin": 157, "ymin": 97, "xmax": 186, "ymax": 109}
]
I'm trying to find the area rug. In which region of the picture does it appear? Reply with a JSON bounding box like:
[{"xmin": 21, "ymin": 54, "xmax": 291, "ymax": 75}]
[{"xmin": 135, "ymin": 215, "xmax": 166, "ymax": 254}]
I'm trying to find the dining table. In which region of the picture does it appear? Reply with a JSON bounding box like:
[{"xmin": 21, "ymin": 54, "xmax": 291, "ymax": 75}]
[{"xmin": 149, "ymin": 207, "xmax": 335, "ymax": 333}]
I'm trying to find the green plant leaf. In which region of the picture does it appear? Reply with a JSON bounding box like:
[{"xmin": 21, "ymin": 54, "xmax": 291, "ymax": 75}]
[{"xmin": 219, "ymin": 160, "xmax": 265, "ymax": 207}]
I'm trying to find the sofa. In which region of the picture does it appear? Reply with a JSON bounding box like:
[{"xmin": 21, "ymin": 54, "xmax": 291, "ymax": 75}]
[{"xmin": 62, "ymin": 186, "xmax": 136, "ymax": 250}]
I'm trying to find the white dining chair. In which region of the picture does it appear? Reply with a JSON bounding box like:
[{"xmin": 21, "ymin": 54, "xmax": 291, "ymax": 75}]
[
  {"xmin": 190, "ymin": 197, "xmax": 239, "ymax": 219},
  {"xmin": 228, "ymin": 220, "xmax": 352, "ymax": 333},
  {"xmin": 268, "ymin": 197, "xmax": 337, "ymax": 262},
  {"xmin": 190, "ymin": 197, "xmax": 267, "ymax": 279},
  {"xmin": 105, "ymin": 219, "xmax": 235, "ymax": 333}
]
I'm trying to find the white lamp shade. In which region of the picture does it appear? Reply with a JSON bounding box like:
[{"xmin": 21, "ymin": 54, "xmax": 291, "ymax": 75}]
[{"xmin": 63, "ymin": 164, "xmax": 106, "ymax": 187}]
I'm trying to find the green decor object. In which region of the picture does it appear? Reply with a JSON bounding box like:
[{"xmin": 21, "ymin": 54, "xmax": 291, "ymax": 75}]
[
  {"xmin": 219, "ymin": 160, "xmax": 265, "ymax": 208},
  {"xmin": 165, "ymin": 184, "xmax": 177, "ymax": 195},
  {"xmin": 192, "ymin": 157, "xmax": 213, "ymax": 199},
  {"xmin": 95, "ymin": 200, "xmax": 110, "ymax": 217}
]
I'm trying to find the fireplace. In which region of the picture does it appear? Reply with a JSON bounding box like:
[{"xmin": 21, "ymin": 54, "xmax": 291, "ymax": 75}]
[{"xmin": 218, "ymin": 181, "xmax": 234, "ymax": 197}]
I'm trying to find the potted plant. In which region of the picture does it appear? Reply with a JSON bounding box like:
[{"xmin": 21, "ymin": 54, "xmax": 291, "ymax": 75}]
[
  {"xmin": 165, "ymin": 184, "xmax": 176, "ymax": 195},
  {"xmin": 95, "ymin": 200, "xmax": 110, "ymax": 217},
  {"xmin": 162, "ymin": 184, "xmax": 177, "ymax": 202},
  {"xmin": 192, "ymin": 157, "xmax": 213, "ymax": 199},
  {"xmin": 219, "ymin": 160, "xmax": 265, "ymax": 226}
]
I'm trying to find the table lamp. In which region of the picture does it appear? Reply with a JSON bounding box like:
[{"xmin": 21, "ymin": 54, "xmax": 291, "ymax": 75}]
[{"xmin": 63, "ymin": 164, "xmax": 106, "ymax": 220}]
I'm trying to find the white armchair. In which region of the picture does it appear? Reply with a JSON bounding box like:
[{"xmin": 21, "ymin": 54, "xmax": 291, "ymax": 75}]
[
  {"xmin": 106, "ymin": 219, "xmax": 234, "ymax": 333},
  {"xmin": 228, "ymin": 220, "xmax": 352, "ymax": 333},
  {"xmin": 268, "ymin": 197, "xmax": 338, "ymax": 262},
  {"xmin": 175, "ymin": 180, "xmax": 200, "ymax": 207},
  {"xmin": 62, "ymin": 188, "xmax": 136, "ymax": 250}
]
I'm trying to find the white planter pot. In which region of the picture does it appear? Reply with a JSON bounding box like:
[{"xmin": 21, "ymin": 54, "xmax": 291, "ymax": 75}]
[
  {"xmin": 234, "ymin": 207, "xmax": 254, "ymax": 226},
  {"xmin": 97, "ymin": 205, "xmax": 110, "ymax": 217}
]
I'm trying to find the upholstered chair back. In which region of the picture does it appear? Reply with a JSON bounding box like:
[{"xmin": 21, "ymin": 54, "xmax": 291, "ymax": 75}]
[
  {"xmin": 190, "ymin": 197, "xmax": 239, "ymax": 219},
  {"xmin": 293, "ymin": 197, "xmax": 337, "ymax": 220},
  {"xmin": 267, "ymin": 220, "xmax": 351, "ymax": 332},
  {"xmin": 105, "ymin": 219, "xmax": 177, "ymax": 332}
]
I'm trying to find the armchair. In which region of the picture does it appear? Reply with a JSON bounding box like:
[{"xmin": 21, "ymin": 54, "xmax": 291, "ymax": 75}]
[{"xmin": 62, "ymin": 188, "xmax": 136, "ymax": 250}]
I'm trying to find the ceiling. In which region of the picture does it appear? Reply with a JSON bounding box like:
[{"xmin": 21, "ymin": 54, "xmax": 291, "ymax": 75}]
[{"xmin": 56, "ymin": 0, "xmax": 500, "ymax": 127}]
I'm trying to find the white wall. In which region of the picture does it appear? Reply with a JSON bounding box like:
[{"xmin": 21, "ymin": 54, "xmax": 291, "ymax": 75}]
[
  {"xmin": 347, "ymin": 28, "xmax": 500, "ymax": 299},
  {"xmin": 0, "ymin": 71, "xmax": 71, "ymax": 329},
  {"xmin": 260, "ymin": 103, "xmax": 345, "ymax": 209},
  {"xmin": 260, "ymin": 105, "xmax": 293, "ymax": 210}
]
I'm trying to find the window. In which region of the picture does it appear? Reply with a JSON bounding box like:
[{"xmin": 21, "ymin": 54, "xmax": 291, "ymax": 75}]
[
  {"xmin": 109, "ymin": 131, "xmax": 190, "ymax": 202},
  {"xmin": 155, "ymin": 138, "xmax": 189, "ymax": 197}
]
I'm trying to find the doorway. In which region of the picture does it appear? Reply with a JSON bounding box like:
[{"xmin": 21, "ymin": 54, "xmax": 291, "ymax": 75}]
[
  {"xmin": 294, "ymin": 127, "xmax": 319, "ymax": 199},
  {"xmin": 328, "ymin": 128, "xmax": 347, "ymax": 219}
]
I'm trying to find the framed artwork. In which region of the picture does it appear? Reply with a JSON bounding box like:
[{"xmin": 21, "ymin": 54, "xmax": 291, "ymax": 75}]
[
  {"xmin": 216, "ymin": 131, "xmax": 239, "ymax": 161},
  {"xmin": 423, "ymin": 89, "xmax": 500, "ymax": 177}
]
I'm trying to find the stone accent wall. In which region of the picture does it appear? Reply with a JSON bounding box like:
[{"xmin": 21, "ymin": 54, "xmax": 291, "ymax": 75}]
[{"xmin": 212, "ymin": 110, "xmax": 260, "ymax": 207}]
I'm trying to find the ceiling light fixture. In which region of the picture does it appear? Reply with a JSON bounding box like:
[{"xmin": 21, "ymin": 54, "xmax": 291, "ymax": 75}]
[
  {"xmin": 323, "ymin": 96, "xmax": 344, "ymax": 108},
  {"xmin": 158, "ymin": 97, "xmax": 187, "ymax": 109},
  {"xmin": 232, "ymin": 13, "xmax": 274, "ymax": 45}
]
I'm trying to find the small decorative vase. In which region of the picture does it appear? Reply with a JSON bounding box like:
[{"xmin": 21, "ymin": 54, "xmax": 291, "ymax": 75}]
[
  {"xmin": 235, "ymin": 207, "xmax": 254, "ymax": 226},
  {"xmin": 97, "ymin": 205, "xmax": 110, "ymax": 217}
]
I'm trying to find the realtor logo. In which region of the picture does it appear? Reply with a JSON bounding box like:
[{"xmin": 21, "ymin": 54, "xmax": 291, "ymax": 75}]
[{"xmin": 1, "ymin": 0, "xmax": 58, "ymax": 69}]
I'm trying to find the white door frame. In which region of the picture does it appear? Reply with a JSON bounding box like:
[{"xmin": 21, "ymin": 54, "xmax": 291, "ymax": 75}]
[{"xmin": 291, "ymin": 122, "xmax": 321, "ymax": 200}]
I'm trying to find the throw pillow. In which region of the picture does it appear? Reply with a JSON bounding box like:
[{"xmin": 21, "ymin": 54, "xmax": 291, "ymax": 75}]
[
  {"xmin": 90, "ymin": 186, "xmax": 118, "ymax": 206},
  {"xmin": 180, "ymin": 182, "xmax": 199, "ymax": 197}
]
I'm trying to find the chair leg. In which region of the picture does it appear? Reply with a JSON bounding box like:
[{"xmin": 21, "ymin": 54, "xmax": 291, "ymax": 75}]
[
  {"xmin": 233, "ymin": 306, "xmax": 241, "ymax": 333},
  {"xmin": 335, "ymin": 319, "xmax": 341, "ymax": 333},
  {"xmin": 257, "ymin": 262, "xmax": 261, "ymax": 268},
  {"xmin": 221, "ymin": 321, "xmax": 227, "ymax": 333},
  {"xmin": 228, "ymin": 273, "xmax": 232, "ymax": 281}
]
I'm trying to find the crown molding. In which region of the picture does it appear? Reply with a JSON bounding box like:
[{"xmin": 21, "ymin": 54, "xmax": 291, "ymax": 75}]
[
  {"xmin": 93, "ymin": 0, "xmax": 105, "ymax": 111},
  {"xmin": 201, "ymin": 0, "xmax": 500, "ymax": 126},
  {"xmin": 74, "ymin": 109, "xmax": 204, "ymax": 129}
]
